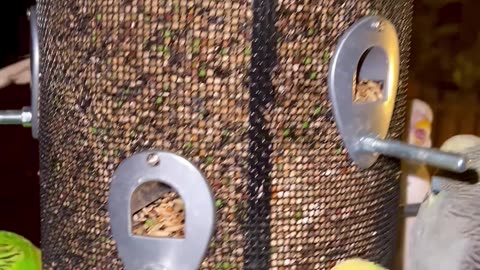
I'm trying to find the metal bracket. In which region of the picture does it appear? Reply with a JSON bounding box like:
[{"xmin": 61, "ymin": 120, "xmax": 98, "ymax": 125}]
[
  {"xmin": 108, "ymin": 151, "xmax": 215, "ymax": 270},
  {"xmin": 29, "ymin": 5, "xmax": 40, "ymax": 138},
  {"xmin": 328, "ymin": 16, "xmax": 468, "ymax": 173},
  {"xmin": 0, "ymin": 6, "xmax": 40, "ymax": 138}
]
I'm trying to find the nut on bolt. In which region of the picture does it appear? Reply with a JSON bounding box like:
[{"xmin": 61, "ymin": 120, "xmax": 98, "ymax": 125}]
[
  {"xmin": 0, "ymin": 107, "xmax": 32, "ymax": 127},
  {"xmin": 147, "ymin": 153, "xmax": 160, "ymax": 166},
  {"xmin": 370, "ymin": 20, "xmax": 384, "ymax": 31}
]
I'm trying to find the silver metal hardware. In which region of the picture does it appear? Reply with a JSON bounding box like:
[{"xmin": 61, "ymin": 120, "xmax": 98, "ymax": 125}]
[
  {"xmin": 328, "ymin": 16, "xmax": 468, "ymax": 173},
  {"xmin": 0, "ymin": 6, "xmax": 40, "ymax": 138},
  {"xmin": 0, "ymin": 107, "xmax": 32, "ymax": 127},
  {"xmin": 358, "ymin": 136, "xmax": 469, "ymax": 173},
  {"xmin": 146, "ymin": 153, "xmax": 161, "ymax": 166},
  {"xmin": 0, "ymin": 7, "xmax": 40, "ymax": 138},
  {"xmin": 29, "ymin": 5, "xmax": 40, "ymax": 138},
  {"xmin": 108, "ymin": 151, "xmax": 215, "ymax": 270}
]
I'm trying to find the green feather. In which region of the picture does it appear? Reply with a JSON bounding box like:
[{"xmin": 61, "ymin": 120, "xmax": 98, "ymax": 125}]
[{"xmin": 0, "ymin": 231, "xmax": 41, "ymax": 270}]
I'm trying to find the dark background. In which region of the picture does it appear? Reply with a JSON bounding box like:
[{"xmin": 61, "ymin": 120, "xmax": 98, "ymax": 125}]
[{"xmin": 1, "ymin": 0, "xmax": 479, "ymax": 250}]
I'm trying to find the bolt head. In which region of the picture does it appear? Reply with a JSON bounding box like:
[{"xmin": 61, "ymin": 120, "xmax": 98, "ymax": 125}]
[
  {"xmin": 370, "ymin": 20, "xmax": 384, "ymax": 31},
  {"xmin": 146, "ymin": 153, "xmax": 160, "ymax": 166}
]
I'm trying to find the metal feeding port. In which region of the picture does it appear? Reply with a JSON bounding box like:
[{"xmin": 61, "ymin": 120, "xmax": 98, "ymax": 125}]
[
  {"xmin": 328, "ymin": 16, "xmax": 469, "ymax": 173},
  {"xmin": 108, "ymin": 151, "xmax": 215, "ymax": 270}
]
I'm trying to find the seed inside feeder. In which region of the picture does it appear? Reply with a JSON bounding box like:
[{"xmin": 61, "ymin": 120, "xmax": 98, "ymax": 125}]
[
  {"xmin": 353, "ymin": 80, "xmax": 384, "ymax": 103},
  {"xmin": 131, "ymin": 190, "xmax": 185, "ymax": 238}
]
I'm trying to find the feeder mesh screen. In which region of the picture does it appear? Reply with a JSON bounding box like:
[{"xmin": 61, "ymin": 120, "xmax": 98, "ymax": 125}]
[{"xmin": 37, "ymin": 0, "xmax": 412, "ymax": 269}]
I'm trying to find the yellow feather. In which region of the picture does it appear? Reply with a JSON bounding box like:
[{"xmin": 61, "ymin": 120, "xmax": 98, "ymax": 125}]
[
  {"xmin": 331, "ymin": 258, "xmax": 388, "ymax": 270},
  {"xmin": 414, "ymin": 118, "xmax": 431, "ymax": 131}
]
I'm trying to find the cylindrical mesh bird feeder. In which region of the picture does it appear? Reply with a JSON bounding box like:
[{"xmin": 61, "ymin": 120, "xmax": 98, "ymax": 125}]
[{"xmin": 36, "ymin": 0, "xmax": 413, "ymax": 269}]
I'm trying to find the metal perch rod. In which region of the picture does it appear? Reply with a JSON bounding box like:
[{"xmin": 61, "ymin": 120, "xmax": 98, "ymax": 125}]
[{"xmin": 359, "ymin": 136, "xmax": 469, "ymax": 173}]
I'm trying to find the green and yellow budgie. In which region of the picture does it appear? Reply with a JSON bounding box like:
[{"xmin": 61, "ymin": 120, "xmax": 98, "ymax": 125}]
[{"xmin": 0, "ymin": 231, "xmax": 41, "ymax": 270}]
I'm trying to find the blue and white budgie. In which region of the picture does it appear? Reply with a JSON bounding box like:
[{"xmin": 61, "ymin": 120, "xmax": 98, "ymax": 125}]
[{"xmin": 408, "ymin": 134, "xmax": 480, "ymax": 270}]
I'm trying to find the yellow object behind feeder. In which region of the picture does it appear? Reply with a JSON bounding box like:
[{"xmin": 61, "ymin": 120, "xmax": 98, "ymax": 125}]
[{"xmin": 332, "ymin": 258, "xmax": 388, "ymax": 270}]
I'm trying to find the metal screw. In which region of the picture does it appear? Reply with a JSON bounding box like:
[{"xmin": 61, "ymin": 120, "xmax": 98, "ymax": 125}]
[
  {"xmin": 370, "ymin": 20, "xmax": 384, "ymax": 31},
  {"xmin": 146, "ymin": 153, "xmax": 160, "ymax": 166},
  {"xmin": 0, "ymin": 107, "xmax": 32, "ymax": 127}
]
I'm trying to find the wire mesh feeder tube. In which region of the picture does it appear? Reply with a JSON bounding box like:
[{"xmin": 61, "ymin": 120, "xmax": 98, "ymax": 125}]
[{"xmin": 36, "ymin": 0, "xmax": 413, "ymax": 269}]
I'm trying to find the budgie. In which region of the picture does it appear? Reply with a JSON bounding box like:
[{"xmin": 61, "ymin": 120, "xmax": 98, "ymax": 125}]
[
  {"xmin": 332, "ymin": 258, "xmax": 388, "ymax": 270},
  {"xmin": 408, "ymin": 134, "xmax": 480, "ymax": 270},
  {"xmin": 0, "ymin": 231, "xmax": 41, "ymax": 270}
]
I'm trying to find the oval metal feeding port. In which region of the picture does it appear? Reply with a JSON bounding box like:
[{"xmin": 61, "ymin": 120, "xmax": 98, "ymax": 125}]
[
  {"xmin": 108, "ymin": 151, "xmax": 215, "ymax": 270},
  {"xmin": 328, "ymin": 16, "xmax": 469, "ymax": 173}
]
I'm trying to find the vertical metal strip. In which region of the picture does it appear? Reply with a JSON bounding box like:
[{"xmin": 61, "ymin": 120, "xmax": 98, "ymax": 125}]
[{"xmin": 245, "ymin": 0, "xmax": 277, "ymax": 268}]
